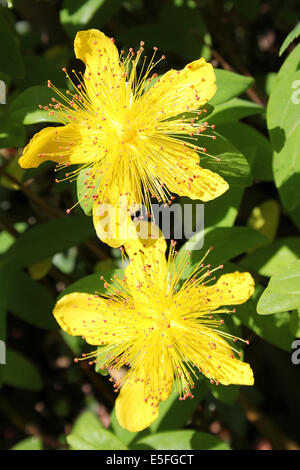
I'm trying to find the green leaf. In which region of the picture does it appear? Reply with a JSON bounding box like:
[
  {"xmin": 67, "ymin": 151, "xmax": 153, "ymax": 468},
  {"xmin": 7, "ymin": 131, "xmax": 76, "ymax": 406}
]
[
  {"xmin": 208, "ymin": 98, "xmax": 264, "ymax": 126},
  {"xmin": 12, "ymin": 436, "xmax": 43, "ymax": 450},
  {"xmin": 210, "ymin": 70, "xmax": 254, "ymax": 106},
  {"xmin": 217, "ymin": 122, "xmax": 273, "ymax": 181},
  {"xmin": 199, "ymin": 186, "xmax": 245, "ymax": 228},
  {"xmin": 150, "ymin": 381, "xmax": 207, "ymax": 434},
  {"xmin": 177, "ymin": 226, "xmax": 267, "ymax": 279},
  {"xmin": 199, "ymin": 131, "xmax": 252, "ymax": 187},
  {"xmin": 0, "ymin": 154, "xmax": 24, "ymax": 190},
  {"xmin": 71, "ymin": 410, "xmax": 104, "ymax": 436},
  {"xmin": 76, "ymin": 167, "xmax": 102, "ymax": 216},
  {"xmin": 279, "ymin": 22, "xmax": 300, "ymax": 56},
  {"xmin": 59, "ymin": 269, "xmax": 124, "ymax": 298},
  {"xmin": 239, "ymin": 237, "xmax": 300, "ymax": 277},
  {"xmin": 257, "ymin": 260, "xmax": 300, "ymax": 314},
  {"xmin": 135, "ymin": 430, "xmax": 230, "ymax": 450},
  {"xmin": 2, "ymin": 348, "xmax": 43, "ymax": 390},
  {"xmin": 0, "ymin": 7, "xmax": 24, "ymax": 78},
  {"xmin": 9, "ymin": 86, "xmax": 62, "ymax": 125},
  {"xmin": 2, "ymin": 216, "xmax": 96, "ymax": 271},
  {"xmin": 237, "ymin": 285, "xmax": 295, "ymax": 351},
  {"xmin": 67, "ymin": 409, "xmax": 127, "ymax": 450},
  {"xmin": 206, "ymin": 382, "xmax": 240, "ymax": 405},
  {"xmin": 7, "ymin": 271, "xmax": 57, "ymax": 330},
  {"xmin": 16, "ymin": 55, "xmax": 67, "ymax": 90},
  {"xmin": 0, "ymin": 117, "xmax": 25, "ymax": 147},
  {"xmin": 267, "ymin": 70, "xmax": 300, "ymax": 210},
  {"xmin": 60, "ymin": 0, "xmax": 123, "ymax": 38},
  {"xmin": 277, "ymin": 42, "xmax": 300, "ymax": 82}
]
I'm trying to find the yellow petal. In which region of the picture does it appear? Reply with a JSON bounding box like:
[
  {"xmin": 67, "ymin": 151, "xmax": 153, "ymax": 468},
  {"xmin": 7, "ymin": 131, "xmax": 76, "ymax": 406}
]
[
  {"xmin": 186, "ymin": 326, "xmax": 254, "ymax": 386},
  {"xmin": 124, "ymin": 221, "xmax": 169, "ymax": 297},
  {"xmin": 92, "ymin": 199, "xmax": 133, "ymax": 248},
  {"xmin": 214, "ymin": 272, "xmax": 255, "ymax": 307},
  {"xmin": 183, "ymin": 271, "xmax": 254, "ymax": 314},
  {"xmin": 19, "ymin": 124, "xmax": 80, "ymax": 169},
  {"xmin": 53, "ymin": 292, "xmax": 116, "ymax": 345},
  {"xmin": 152, "ymin": 142, "xmax": 228, "ymax": 202},
  {"xmin": 167, "ymin": 162, "xmax": 228, "ymax": 202},
  {"xmin": 116, "ymin": 378, "xmax": 159, "ymax": 432},
  {"xmin": 116, "ymin": 365, "xmax": 173, "ymax": 432},
  {"xmin": 92, "ymin": 174, "xmax": 140, "ymax": 247},
  {"xmin": 142, "ymin": 58, "xmax": 216, "ymax": 118},
  {"xmin": 74, "ymin": 29, "xmax": 120, "ymax": 101},
  {"xmin": 74, "ymin": 29, "xmax": 119, "ymax": 71}
]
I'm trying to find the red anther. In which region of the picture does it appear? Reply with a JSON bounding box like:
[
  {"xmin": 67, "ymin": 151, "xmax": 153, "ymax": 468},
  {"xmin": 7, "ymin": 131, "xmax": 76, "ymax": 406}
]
[
  {"xmin": 140, "ymin": 41, "xmax": 144, "ymax": 46},
  {"xmin": 212, "ymin": 136, "xmax": 217, "ymax": 140},
  {"xmin": 161, "ymin": 55, "xmax": 166, "ymax": 59},
  {"xmin": 66, "ymin": 209, "xmax": 71, "ymax": 214},
  {"xmin": 211, "ymin": 124, "xmax": 216, "ymax": 129}
]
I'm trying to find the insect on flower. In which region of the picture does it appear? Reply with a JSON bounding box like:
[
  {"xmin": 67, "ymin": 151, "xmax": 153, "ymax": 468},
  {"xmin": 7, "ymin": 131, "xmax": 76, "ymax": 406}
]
[
  {"xmin": 53, "ymin": 222, "xmax": 254, "ymax": 432},
  {"xmin": 19, "ymin": 29, "xmax": 228, "ymax": 246}
]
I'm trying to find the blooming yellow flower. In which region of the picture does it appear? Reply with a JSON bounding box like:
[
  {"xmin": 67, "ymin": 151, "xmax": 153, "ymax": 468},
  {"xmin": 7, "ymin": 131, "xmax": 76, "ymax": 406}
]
[
  {"xmin": 53, "ymin": 223, "xmax": 254, "ymax": 432},
  {"xmin": 19, "ymin": 29, "xmax": 228, "ymax": 246}
]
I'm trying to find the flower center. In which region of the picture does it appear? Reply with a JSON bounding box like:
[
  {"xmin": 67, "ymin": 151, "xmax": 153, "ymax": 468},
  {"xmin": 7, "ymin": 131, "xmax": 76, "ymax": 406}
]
[{"xmin": 116, "ymin": 121, "xmax": 137, "ymax": 144}]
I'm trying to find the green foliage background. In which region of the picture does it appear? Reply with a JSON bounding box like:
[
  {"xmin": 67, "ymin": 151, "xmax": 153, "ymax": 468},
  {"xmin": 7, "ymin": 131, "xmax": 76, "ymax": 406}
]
[{"xmin": 0, "ymin": 0, "xmax": 300, "ymax": 451}]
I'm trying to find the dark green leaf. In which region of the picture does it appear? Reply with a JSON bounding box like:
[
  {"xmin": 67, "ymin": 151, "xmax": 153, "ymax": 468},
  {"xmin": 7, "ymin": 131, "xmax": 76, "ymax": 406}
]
[
  {"xmin": 177, "ymin": 226, "xmax": 267, "ymax": 279},
  {"xmin": 7, "ymin": 271, "xmax": 57, "ymax": 329},
  {"xmin": 217, "ymin": 122, "xmax": 273, "ymax": 181},
  {"xmin": 59, "ymin": 268, "xmax": 124, "ymax": 298},
  {"xmin": 238, "ymin": 285, "xmax": 295, "ymax": 351},
  {"xmin": 0, "ymin": 117, "xmax": 25, "ymax": 147},
  {"xmin": 208, "ymin": 98, "xmax": 264, "ymax": 126},
  {"xmin": 199, "ymin": 131, "xmax": 252, "ymax": 187},
  {"xmin": 150, "ymin": 381, "xmax": 207, "ymax": 434},
  {"xmin": 9, "ymin": 86, "xmax": 62, "ymax": 124},
  {"xmin": 2, "ymin": 348, "xmax": 43, "ymax": 390},
  {"xmin": 2, "ymin": 216, "xmax": 95, "ymax": 271},
  {"xmin": 0, "ymin": 7, "xmax": 24, "ymax": 78}
]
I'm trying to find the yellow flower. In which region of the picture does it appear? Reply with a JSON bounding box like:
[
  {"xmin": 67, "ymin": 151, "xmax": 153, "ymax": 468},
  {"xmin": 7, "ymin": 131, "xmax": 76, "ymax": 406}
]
[
  {"xmin": 53, "ymin": 223, "xmax": 254, "ymax": 432},
  {"xmin": 19, "ymin": 29, "xmax": 228, "ymax": 246}
]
